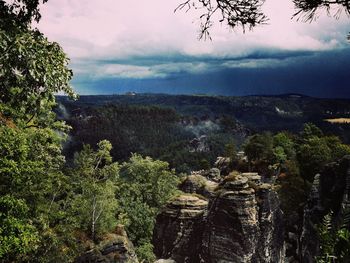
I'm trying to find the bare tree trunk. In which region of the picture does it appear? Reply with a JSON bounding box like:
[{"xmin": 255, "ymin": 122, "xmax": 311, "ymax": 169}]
[{"xmin": 91, "ymin": 196, "xmax": 96, "ymax": 241}]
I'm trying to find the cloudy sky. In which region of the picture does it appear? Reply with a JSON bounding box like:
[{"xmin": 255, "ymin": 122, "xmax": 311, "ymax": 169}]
[{"xmin": 37, "ymin": 0, "xmax": 350, "ymax": 97}]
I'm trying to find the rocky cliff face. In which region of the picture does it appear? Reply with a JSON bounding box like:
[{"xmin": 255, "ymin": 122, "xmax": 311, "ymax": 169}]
[
  {"xmin": 153, "ymin": 173, "xmax": 285, "ymax": 263},
  {"xmin": 254, "ymin": 184, "xmax": 285, "ymax": 262},
  {"xmin": 301, "ymin": 156, "xmax": 350, "ymax": 262},
  {"xmin": 179, "ymin": 174, "xmax": 218, "ymax": 198},
  {"xmin": 201, "ymin": 175, "xmax": 260, "ymax": 263},
  {"xmin": 153, "ymin": 195, "xmax": 208, "ymax": 263}
]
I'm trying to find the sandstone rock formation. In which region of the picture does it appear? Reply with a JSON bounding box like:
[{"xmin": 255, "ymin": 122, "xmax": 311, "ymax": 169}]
[
  {"xmin": 205, "ymin": 168, "xmax": 221, "ymax": 182},
  {"xmin": 254, "ymin": 183, "xmax": 285, "ymax": 262},
  {"xmin": 179, "ymin": 174, "xmax": 218, "ymax": 198},
  {"xmin": 153, "ymin": 173, "xmax": 285, "ymax": 263},
  {"xmin": 153, "ymin": 194, "xmax": 208, "ymax": 263},
  {"xmin": 201, "ymin": 175, "xmax": 260, "ymax": 263},
  {"xmin": 214, "ymin": 156, "xmax": 231, "ymax": 175},
  {"xmin": 75, "ymin": 225, "xmax": 138, "ymax": 263}
]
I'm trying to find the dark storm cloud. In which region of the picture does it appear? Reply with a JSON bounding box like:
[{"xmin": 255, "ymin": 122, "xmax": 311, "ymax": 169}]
[
  {"xmin": 38, "ymin": 0, "xmax": 350, "ymax": 97},
  {"xmin": 71, "ymin": 48, "xmax": 350, "ymax": 98}
]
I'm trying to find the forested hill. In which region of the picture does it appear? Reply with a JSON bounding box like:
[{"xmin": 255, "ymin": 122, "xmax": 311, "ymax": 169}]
[
  {"xmin": 57, "ymin": 93, "xmax": 350, "ymax": 135},
  {"xmin": 55, "ymin": 93, "xmax": 350, "ymax": 174}
]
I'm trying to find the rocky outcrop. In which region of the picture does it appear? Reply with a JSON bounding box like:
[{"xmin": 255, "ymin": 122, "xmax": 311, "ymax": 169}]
[
  {"xmin": 189, "ymin": 135, "xmax": 210, "ymax": 153},
  {"xmin": 254, "ymin": 184, "xmax": 285, "ymax": 262},
  {"xmin": 154, "ymin": 260, "xmax": 176, "ymax": 263},
  {"xmin": 76, "ymin": 226, "xmax": 138, "ymax": 263},
  {"xmin": 179, "ymin": 174, "xmax": 218, "ymax": 198},
  {"xmin": 154, "ymin": 173, "xmax": 285, "ymax": 263},
  {"xmin": 301, "ymin": 156, "xmax": 350, "ymax": 262},
  {"xmin": 201, "ymin": 175, "xmax": 260, "ymax": 262},
  {"xmin": 190, "ymin": 168, "xmax": 223, "ymax": 182},
  {"xmin": 153, "ymin": 195, "xmax": 208, "ymax": 263},
  {"xmin": 214, "ymin": 156, "xmax": 231, "ymax": 175}
]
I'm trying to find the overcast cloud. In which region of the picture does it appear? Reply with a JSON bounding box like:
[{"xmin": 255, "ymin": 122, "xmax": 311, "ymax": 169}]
[{"xmin": 36, "ymin": 0, "xmax": 350, "ymax": 96}]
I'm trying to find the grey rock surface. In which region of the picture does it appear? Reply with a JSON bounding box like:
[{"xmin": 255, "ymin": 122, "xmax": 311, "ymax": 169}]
[
  {"xmin": 75, "ymin": 226, "xmax": 138, "ymax": 263},
  {"xmin": 153, "ymin": 173, "xmax": 285, "ymax": 263}
]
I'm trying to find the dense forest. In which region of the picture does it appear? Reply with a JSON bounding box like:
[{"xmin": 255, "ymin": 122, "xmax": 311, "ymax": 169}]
[{"xmin": 57, "ymin": 94, "xmax": 350, "ymax": 174}]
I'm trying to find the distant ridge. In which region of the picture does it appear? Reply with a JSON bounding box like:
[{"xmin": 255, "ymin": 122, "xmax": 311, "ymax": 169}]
[
  {"xmin": 244, "ymin": 93, "xmax": 310, "ymax": 99},
  {"xmin": 58, "ymin": 93, "xmax": 309, "ymax": 98},
  {"xmin": 56, "ymin": 93, "xmax": 350, "ymax": 100}
]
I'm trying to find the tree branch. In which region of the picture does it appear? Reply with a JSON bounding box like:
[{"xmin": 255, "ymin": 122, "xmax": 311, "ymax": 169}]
[{"xmin": 175, "ymin": 0, "xmax": 268, "ymax": 40}]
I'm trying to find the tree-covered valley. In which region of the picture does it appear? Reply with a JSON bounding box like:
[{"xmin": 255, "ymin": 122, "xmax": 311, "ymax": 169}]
[{"xmin": 57, "ymin": 93, "xmax": 350, "ymax": 173}]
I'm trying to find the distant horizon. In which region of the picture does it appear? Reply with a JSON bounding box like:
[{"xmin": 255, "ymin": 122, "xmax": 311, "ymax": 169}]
[{"xmin": 57, "ymin": 91, "xmax": 350, "ymax": 100}]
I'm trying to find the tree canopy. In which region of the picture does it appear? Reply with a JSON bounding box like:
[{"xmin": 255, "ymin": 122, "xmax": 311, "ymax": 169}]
[
  {"xmin": 0, "ymin": 0, "xmax": 47, "ymax": 25},
  {"xmin": 0, "ymin": 0, "xmax": 75, "ymax": 128},
  {"xmin": 0, "ymin": 1, "xmax": 78, "ymax": 261}
]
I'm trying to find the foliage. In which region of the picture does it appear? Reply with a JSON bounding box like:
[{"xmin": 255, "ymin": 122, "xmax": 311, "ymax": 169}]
[
  {"xmin": 301, "ymin": 123, "xmax": 324, "ymax": 140},
  {"xmin": 1, "ymin": 1, "xmax": 350, "ymax": 261},
  {"xmin": 0, "ymin": 1, "xmax": 79, "ymax": 261},
  {"xmin": 176, "ymin": 0, "xmax": 350, "ymax": 39},
  {"xmin": 119, "ymin": 154, "xmax": 179, "ymax": 210},
  {"xmin": 0, "ymin": 0, "xmax": 48, "ymax": 25},
  {"xmin": 297, "ymin": 136, "xmax": 332, "ymax": 182},
  {"xmin": 223, "ymin": 170, "xmax": 240, "ymax": 183},
  {"xmin": 276, "ymin": 170, "xmax": 308, "ymax": 218},
  {"xmin": 296, "ymin": 123, "xmax": 350, "ymax": 182},
  {"xmin": 116, "ymin": 154, "xmax": 179, "ymax": 261},
  {"xmin": 175, "ymin": 0, "xmax": 267, "ymax": 40},
  {"xmin": 63, "ymin": 103, "xmax": 239, "ymax": 173},
  {"xmin": 224, "ymin": 141, "xmax": 237, "ymax": 160},
  {"xmin": 66, "ymin": 105, "xmax": 184, "ymax": 160},
  {"xmin": 242, "ymin": 124, "xmax": 350, "ymax": 222},
  {"xmin": 294, "ymin": 0, "xmax": 350, "ymax": 22},
  {"xmin": 135, "ymin": 242, "xmax": 157, "ymax": 263},
  {"xmin": 0, "ymin": 6, "xmax": 75, "ymax": 128},
  {"xmin": 273, "ymin": 132, "xmax": 296, "ymax": 161},
  {"xmin": 68, "ymin": 140, "xmax": 119, "ymax": 241},
  {"xmin": 244, "ymin": 132, "xmax": 274, "ymax": 163},
  {"xmin": 0, "ymin": 125, "xmax": 79, "ymax": 262},
  {"xmin": 317, "ymin": 211, "xmax": 350, "ymax": 262},
  {"xmin": 325, "ymin": 136, "xmax": 350, "ymax": 160},
  {"xmin": 0, "ymin": 195, "xmax": 39, "ymax": 262},
  {"xmin": 0, "ymin": 125, "xmax": 66, "ymax": 208}
]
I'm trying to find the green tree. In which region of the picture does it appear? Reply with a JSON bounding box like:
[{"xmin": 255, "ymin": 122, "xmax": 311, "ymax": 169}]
[
  {"xmin": 0, "ymin": 0, "xmax": 48, "ymax": 25},
  {"xmin": 297, "ymin": 136, "xmax": 332, "ymax": 182},
  {"xmin": 0, "ymin": 1, "xmax": 77, "ymax": 261},
  {"xmin": 317, "ymin": 211, "xmax": 350, "ymax": 262},
  {"xmin": 0, "ymin": 125, "xmax": 78, "ymax": 262},
  {"xmin": 224, "ymin": 141, "xmax": 237, "ymax": 159},
  {"xmin": 0, "ymin": 195, "xmax": 39, "ymax": 262},
  {"xmin": 273, "ymin": 132, "xmax": 296, "ymax": 161},
  {"xmin": 324, "ymin": 135, "xmax": 350, "ymax": 160},
  {"xmin": 116, "ymin": 154, "xmax": 179, "ymax": 262},
  {"xmin": 68, "ymin": 140, "xmax": 119, "ymax": 241},
  {"xmin": 244, "ymin": 132, "xmax": 274, "ymax": 163},
  {"xmin": 301, "ymin": 123, "xmax": 324, "ymax": 141},
  {"xmin": 296, "ymin": 123, "xmax": 350, "ymax": 183},
  {"xmin": 0, "ymin": 1, "xmax": 75, "ymax": 128},
  {"xmin": 270, "ymin": 132, "xmax": 297, "ymax": 175}
]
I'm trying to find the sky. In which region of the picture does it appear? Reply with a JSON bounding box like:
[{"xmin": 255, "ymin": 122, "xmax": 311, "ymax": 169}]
[{"xmin": 36, "ymin": 0, "xmax": 350, "ymax": 97}]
